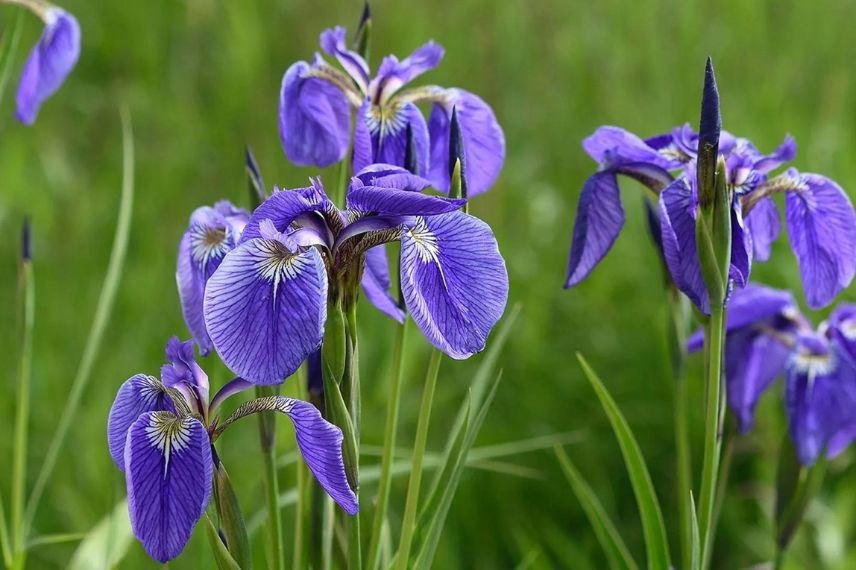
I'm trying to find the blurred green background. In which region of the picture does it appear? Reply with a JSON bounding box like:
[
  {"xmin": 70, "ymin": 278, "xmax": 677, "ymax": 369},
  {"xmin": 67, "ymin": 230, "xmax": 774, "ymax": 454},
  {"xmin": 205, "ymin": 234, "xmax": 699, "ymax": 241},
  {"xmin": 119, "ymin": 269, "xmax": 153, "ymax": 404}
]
[{"xmin": 1, "ymin": 0, "xmax": 855, "ymax": 567}]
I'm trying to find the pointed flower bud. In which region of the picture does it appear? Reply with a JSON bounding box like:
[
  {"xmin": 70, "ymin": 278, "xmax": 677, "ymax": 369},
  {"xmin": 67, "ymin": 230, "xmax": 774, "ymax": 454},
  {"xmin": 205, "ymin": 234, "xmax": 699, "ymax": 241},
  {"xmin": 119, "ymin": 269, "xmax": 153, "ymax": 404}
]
[
  {"xmin": 403, "ymin": 124, "xmax": 418, "ymax": 175},
  {"xmin": 448, "ymin": 106, "xmax": 468, "ymax": 206},
  {"xmin": 352, "ymin": 1, "xmax": 371, "ymax": 60},
  {"xmin": 697, "ymin": 56, "xmax": 721, "ymax": 209},
  {"xmin": 21, "ymin": 217, "xmax": 32, "ymax": 262},
  {"xmin": 245, "ymin": 145, "xmax": 266, "ymax": 208}
]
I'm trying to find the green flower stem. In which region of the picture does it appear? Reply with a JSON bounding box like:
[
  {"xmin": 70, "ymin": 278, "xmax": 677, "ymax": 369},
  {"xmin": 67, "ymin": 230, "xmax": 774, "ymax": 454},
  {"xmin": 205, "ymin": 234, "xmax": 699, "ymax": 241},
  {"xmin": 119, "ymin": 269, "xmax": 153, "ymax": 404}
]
[
  {"xmin": 11, "ymin": 247, "xmax": 34, "ymax": 570},
  {"xmin": 293, "ymin": 365, "xmax": 309, "ymax": 570},
  {"xmin": 344, "ymin": 301, "xmax": 362, "ymax": 570},
  {"xmin": 367, "ymin": 321, "xmax": 409, "ymax": 570},
  {"xmin": 396, "ymin": 349, "xmax": 442, "ymax": 570},
  {"xmin": 0, "ymin": 494, "xmax": 11, "ymax": 567},
  {"xmin": 255, "ymin": 384, "xmax": 284, "ymax": 570},
  {"xmin": 667, "ymin": 290, "xmax": 692, "ymax": 570},
  {"xmin": 697, "ymin": 304, "xmax": 727, "ymax": 568},
  {"xmin": 705, "ymin": 419, "xmax": 735, "ymax": 569},
  {"xmin": 24, "ymin": 109, "xmax": 135, "ymax": 535}
]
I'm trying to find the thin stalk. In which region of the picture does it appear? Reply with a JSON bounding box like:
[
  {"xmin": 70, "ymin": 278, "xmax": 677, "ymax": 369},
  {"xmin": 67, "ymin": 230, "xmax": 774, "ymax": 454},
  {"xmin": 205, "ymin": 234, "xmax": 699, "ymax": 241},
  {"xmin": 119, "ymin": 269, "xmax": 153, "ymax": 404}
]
[
  {"xmin": 395, "ymin": 349, "xmax": 442, "ymax": 570},
  {"xmin": 0, "ymin": 494, "xmax": 10, "ymax": 567},
  {"xmin": 256, "ymin": 385, "xmax": 284, "ymax": 570},
  {"xmin": 706, "ymin": 419, "xmax": 735, "ymax": 570},
  {"xmin": 11, "ymin": 245, "xmax": 34, "ymax": 569},
  {"xmin": 322, "ymin": 497, "xmax": 335, "ymax": 570},
  {"xmin": 345, "ymin": 302, "xmax": 362, "ymax": 570},
  {"xmin": 293, "ymin": 365, "xmax": 309, "ymax": 570},
  {"xmin": 667, "ymin": 291, "xmax": 692, "ymax": 570},
  {"xmin": 334, "ymin": 155, "xmax": 350, "ymax": 209},
  {"xmin": 697, "ymin": 305, "xmax": 726, "ymax": 568},
  {"xmin": 367, "ymin": 322, "xmax": 408, "ymax": 570},
  {"xmin": 24, "ymin": 109, "xmax": 135, "ymax": 533}
]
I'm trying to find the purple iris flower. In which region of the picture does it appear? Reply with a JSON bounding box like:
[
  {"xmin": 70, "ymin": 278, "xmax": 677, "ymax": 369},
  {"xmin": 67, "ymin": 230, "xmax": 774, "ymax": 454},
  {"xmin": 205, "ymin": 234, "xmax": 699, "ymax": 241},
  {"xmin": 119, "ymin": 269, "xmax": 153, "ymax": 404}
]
[
  {"xmin": 279, "ymin": 26, "xmax": 505, "ymax": 196},
  {"xmin": 14, "ymin": 6, "xmax": 81, "ymax": 125},
  {"xmin": 176, "ymin": 201, "xmax": 250, "ymax": 355},
  {"xmin": 566, "ymin": 123, "xmax": 855, "ymax": 312},
  {"xmin": 689, "ymin": 286, "xmax": 856, "ymax": 466},
  {"xmin": 200, "ymin": 165, "xmax": 508, "ymax": 385},
  {"xmin": 107, "ymin": 337, "xmax": 357, "ymax": 563}
]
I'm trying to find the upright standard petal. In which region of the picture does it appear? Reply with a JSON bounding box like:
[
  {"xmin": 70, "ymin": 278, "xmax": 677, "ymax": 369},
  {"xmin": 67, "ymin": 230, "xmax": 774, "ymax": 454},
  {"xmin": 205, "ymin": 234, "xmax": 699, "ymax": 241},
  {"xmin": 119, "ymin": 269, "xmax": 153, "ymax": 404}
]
[
  {"xmin": 160, "ymin": 337, "xmax": 209, "ymax": 411},
  {"xmin": 319, "ymin": 26, "xmax": 369, "ymax": 93},
  {"xmin": 107, "ymin": 374, "xmax": 170, "ymax": 471},
  {"xmin": 362, "ymin": 245, "xmax": 405, "ymax": 323},
  {"xmin": 744, "ymin": 195, "xmax": 780, "ymax": 261},
  {"xmin": 785, "ymin": 173, "xmax": 856, "ymax": 308},
  {"xmin": 280, "ymin": 61, "xmax": 352, "ymax": 167},
  {"xmin": 176, "ymin": 203, "xmax": 248, "ymax": 354},
  {"xmin": 352, "ymin": 163, "xmax": 432, "ymax": 191},
  {"xmin": 370, "ymin": 42, "xmax": 444, "ymax": 103},
  {"xmin": 400, "ymin": 212, "xmax": 508, "ymax": 358},
  {"xmin": 564, "ymin": 172, "xmax": 625, "ymax": 288},
  {"xmin": 427, "ymin": 89, "xmax": 505, "ymax": 196},
  {"xmin": 15, "ymin": 8, "xmax": 81, "ymax": 125},
  {"xmin": 204, "ymin": 238, "xmax": 328, "ymax": 385},
  {"xmin": 786, "ymin": 335, "xmax": 856, "ymax": 465},
  {"xmin": 124, "ymin": 412, "xmax": 213, "ymax": 563}
]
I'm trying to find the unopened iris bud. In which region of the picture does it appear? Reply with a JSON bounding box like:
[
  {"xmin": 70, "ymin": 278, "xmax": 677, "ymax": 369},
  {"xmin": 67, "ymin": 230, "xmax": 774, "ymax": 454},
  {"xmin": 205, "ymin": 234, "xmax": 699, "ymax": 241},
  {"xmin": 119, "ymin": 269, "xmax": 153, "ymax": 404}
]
[
  {"xmin": 404, "ymin": 123, "xmax": 418, "ymax": 175},
  {"xmin": 352, "ymin": 1, "xmax": 371, "ymax": 60},
  {"xmin": 245, "ymin": 145, "xmax": 266, "ymax": 208},
  {"xmin": 448, "ymin": 106, "xmax": 468, "ymax": 210},
  {"xmin": 21, "ymin": 217, "xmax": 32, "ymax": 262},
  {"xmin": 697, "ymin": 56, "xmax": 721, "ymax": 209},
  {"xmin": 695, "ymin": 58, "xmax": 732, "ymax": 307}
]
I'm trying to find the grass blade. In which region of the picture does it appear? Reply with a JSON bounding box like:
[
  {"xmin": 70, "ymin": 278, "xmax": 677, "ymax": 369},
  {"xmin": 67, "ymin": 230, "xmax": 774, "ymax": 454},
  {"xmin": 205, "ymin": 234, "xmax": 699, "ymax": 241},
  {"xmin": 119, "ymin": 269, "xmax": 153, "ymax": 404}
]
[
  {"xmin": 554, "ymin": 445, "xmax": 638, "ymax": 570},
  {"xmin": 690, "ymin": 492, "xmax": 700, "ymax": 570},
  {"xmin": 0, "ymin": 8, "xmax": 23, "ymax": 112},
  {"xmin": 68, "ymin": 500, "xmax": 133, "ymax": 570},
  {"xmin": 24, "ymin": 107, "xmax": 135, "ymax": 533},
  {"xmin": 412, "ymin": 371, "xmax": 503, "ymax": 570},
  {"xmin": 576, "ymin": 353, "xmax": 671, "ymax": 570}
]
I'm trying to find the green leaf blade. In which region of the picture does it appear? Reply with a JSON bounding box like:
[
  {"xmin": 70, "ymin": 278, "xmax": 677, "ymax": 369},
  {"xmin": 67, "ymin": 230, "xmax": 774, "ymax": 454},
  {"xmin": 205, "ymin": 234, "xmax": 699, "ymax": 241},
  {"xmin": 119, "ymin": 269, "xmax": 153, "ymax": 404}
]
[
  {"xmin": 554, "ymin": 445, "xmax": 639, "ymax": 570},
  {"xmin": 576, "ymin": 354, "xmax": 671, "ymax": 570}
]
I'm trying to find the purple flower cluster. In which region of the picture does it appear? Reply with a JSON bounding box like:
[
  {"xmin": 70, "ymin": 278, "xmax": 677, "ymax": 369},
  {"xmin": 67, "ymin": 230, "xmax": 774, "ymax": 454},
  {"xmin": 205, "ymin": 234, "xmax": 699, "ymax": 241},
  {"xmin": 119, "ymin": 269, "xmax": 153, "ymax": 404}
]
[
  {"xmin": 688, "ymin": 284, "xmax": 856, "ymax": 466},
  {"xmin": 565, "ymin": 124, "xmax": 856, "ymax": 313},
  {"xmin": 280, "ymin": 26, "xmax": 505, "ymax": 196},
  {"xmin": 178, "ymin": 165, "xmax": 508, "ymax": 385},
  {"xmin": 107, "ymin": 338, "xmax": 357, "ymax": 562}
]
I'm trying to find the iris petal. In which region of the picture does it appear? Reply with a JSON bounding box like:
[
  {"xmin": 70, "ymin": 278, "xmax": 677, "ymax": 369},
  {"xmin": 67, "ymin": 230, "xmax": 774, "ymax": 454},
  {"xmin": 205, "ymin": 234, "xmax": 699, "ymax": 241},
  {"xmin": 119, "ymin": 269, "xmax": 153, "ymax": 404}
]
[
  {"xmin": 745, "ymin": 195, "xmax": 780, "ymax": 262},
  {"xmin": 427, "ymin": 89, "xmax": 505, "ymax": 196},
  {"xmin": 355, "ymin": 102, "xmax": 430, "ymax": 176},
  {"xmin": 726, "ymin": 330, "xmax": 790, "ymax": 432},
  {"xmin": 107, "ymin": 374, "xmax": 170, "ymax": 471},
  {"xmin": 785, "ymin": 172, "xmax": 856, "ymax": 309},
  {"xmin": 204, "ymin": 238, "xmax": 328, "ymax": 385},
  {"xmin": 239, "ymin": 186, "xmax": 326, "ymax": 245},
  {"xmin": 280, "ymin": 61, "xmax": 352, "ymax": 167},
  {"xmin": 659, "ymin": 178, "xmax": 709, "ymax": 313},
  {"xmin": 176, "ymin": 203, "xmax": 248, "ymax": 355},
  {"xmin": 400, "ymin": 212, "xmax": 508, "ymax": 358},
  {"xmin": 319, "ymin": 26, "xmax": 369, "ymax": 93},
  {"xmin": 786, "ymin": 337, "xmax": 856, "ymax": 465},
  {"xmin": 362, "ymin": 245, "xmax": 405, "ymax": 323},
  {"xmin": 124, "ymin": 412, "xmax": 212, "ymax": 563},
  {"xmin": 565, "ymin": 172, "xmax": 625, "ymax": 288},
  {"xmin": 15, "ymin": 9, "xmax": 80, "ymax": 125}
]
